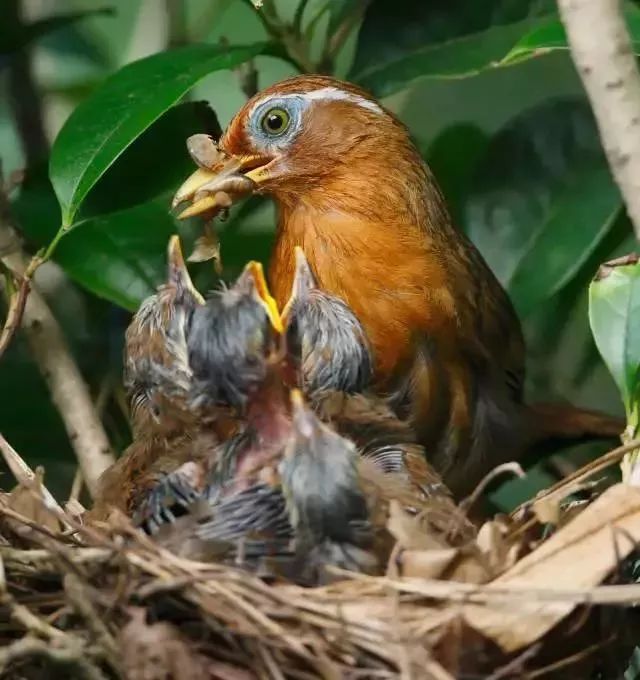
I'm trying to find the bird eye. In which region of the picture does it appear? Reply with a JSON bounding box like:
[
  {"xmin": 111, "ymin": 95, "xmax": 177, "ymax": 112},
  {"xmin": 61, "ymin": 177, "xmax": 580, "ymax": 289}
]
[{"xmin": 260, "ymin": 107, "xmax": 291, "ymax": 136}]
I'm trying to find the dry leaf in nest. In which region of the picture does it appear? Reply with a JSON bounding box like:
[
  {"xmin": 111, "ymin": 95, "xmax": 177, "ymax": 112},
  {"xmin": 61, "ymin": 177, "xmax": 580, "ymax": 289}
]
[
  {"xmin": 475, "ymin": 516, "xmax": 521, "ymax": 576},
  {"xmin": 387, "ymin": 499, "xmax": 444, "ymax": 552},
  {"xmin": 388, "ymin": 501, "xmax": 491, "ymax": 582},
  {"xmin": 399, "ymin": 547, "xmax": 490, "ymax": 584},
  {"xmin": 464, "ymin": 483, "xmax": 640, "ymax": 653},
  {"xmin": 120, "ymin": 607, "xmax": 254, "ymax": 680},
  {"xmin": 3, "ymin": 467, "xmax": 61, "ymax": 534}
]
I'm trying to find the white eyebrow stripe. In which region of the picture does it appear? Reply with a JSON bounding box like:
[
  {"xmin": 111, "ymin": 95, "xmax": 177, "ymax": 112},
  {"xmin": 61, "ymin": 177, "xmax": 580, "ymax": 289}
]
[
  {"xmin": 300, "ymin": 87, "xmax": 384, "ymax": 115},
  {"xmin": 249, "ymin": 86, "xmax": 385, "ymax": 117}
]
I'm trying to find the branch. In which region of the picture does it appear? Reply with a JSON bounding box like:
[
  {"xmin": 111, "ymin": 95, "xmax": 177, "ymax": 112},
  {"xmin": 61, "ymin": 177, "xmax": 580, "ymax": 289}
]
[
  {"xmin": 243, "ymin": 0, "xmax": 316, "ymax": 73},
  {"xmin": 558, "ymin": 0, "xmax": 640, "ymax": 240},
  {"xmin": 0, "ymin": 185, "xmax": 115, "ymax": 498},
  {"xmin": 6, "ymin": 0, "xmax": 50, "ymax": 167}
]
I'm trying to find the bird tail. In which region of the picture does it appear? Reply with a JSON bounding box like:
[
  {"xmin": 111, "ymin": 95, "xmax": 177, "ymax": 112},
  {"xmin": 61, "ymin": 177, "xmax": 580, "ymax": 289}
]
[{"xmin": 527, "ymin": 402, "xmax": 624, "ymax": 448}]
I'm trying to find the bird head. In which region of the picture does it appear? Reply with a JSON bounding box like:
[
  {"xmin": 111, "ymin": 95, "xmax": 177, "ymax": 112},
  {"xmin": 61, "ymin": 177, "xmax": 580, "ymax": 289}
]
[
  {"xmin": 172, "ymin": 75, "xmax": 422, "ymax": 215},
  {"xmin": 280, "ymin": 390, "xmax": 369, "ymax": 545},
  {"xmin": 187, "ymin": 260, "xmax": 286, "ymax": 410},
  {"xmin": 125, "ymin": 235, "xmax": 204, "ymax": 430},
  {"xmin": 282, "ymin": 246, "xmax": 372, "ymax": 396}
]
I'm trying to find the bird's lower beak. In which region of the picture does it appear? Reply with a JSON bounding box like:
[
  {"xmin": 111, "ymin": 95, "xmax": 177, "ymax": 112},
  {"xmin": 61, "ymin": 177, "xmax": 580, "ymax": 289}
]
[
  {"xmin": 245, "ymin": 261, "xmax": 283, "ymax": 334},
  {"xmin": 167, "ymin": 235, "xmax": 205, "ymax": 304},
  {"xmin": 172, "ymin": 138, "xmax": 273, "ymax": 220}
]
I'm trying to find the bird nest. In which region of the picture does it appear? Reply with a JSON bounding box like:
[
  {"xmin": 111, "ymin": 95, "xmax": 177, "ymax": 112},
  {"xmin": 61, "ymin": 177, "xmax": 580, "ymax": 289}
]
[{"xmin": 2, "ymin": 442, "xmax": 640, "ymax": 679}]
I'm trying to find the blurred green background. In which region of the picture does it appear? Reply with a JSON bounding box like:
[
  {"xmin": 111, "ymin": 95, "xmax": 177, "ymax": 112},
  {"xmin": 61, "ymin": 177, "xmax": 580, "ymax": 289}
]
[{"xmin": 0, "ymin": 0, "xmax": 633, "ymax": 505}]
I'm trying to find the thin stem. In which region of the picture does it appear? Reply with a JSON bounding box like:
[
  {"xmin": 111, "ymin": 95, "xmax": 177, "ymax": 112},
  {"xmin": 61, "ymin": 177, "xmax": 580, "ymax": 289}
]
[
  {"xmin": 243, "ymin": 0, "xmax": 315, "ymax": 73},
  {"xmin": 293, "ymin": 0, "xmax": 311, "ymax": 33}
]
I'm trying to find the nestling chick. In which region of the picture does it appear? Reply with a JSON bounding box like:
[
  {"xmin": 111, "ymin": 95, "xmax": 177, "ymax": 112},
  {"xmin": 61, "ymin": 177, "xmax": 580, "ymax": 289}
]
[
  {"xmin": 89, "ymin": 236, "xmax": 213, "ymax": 522},
  {"xmin": 282, "ymin": 247, "xmax": 450, "ymax": 507},
  {"xmin": 282, "ymin": 245, "xmax": 372, "ymax": 396},
  {"xmin": 187, "ymin": 260, "xmax": 283, "ymax": 410},
  {"xmin": 173, "ymin": 75, "xmax": 623, "ymax": 498},
  {"xmin": 134, "ymin": 260, "xmax": 286, "ymax": 531},
  {"xmin": 280, "ymin": 390, "xmax": 375, "ymax": 581}
]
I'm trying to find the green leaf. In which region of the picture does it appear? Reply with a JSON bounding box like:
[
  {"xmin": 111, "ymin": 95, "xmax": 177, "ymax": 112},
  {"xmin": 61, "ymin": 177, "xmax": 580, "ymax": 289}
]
[
  {"xmin": 502, "ymin": 6, "xmax": 640, "ymax": 65},
  {"xmin": 508, "ymin": 165, "xmax": 620, "ymax": 317},
  {"xmin": 49, "ymin": 42, "xmax": 264, "ymax": 227},
  {"xmin": 0, "ymin": 7, "xmax": 113, "ymax": 55},
  {"xmin": 15, "ymin": 162, "xmax": 274, "ymax": 311},
  {"xmin": 80, "ymin": 100, "xmax": 221, "ymax": 220},
  {"xmin": 462, "ymin": 99, "xmax": 621, "ymax": 317},
  {"xmin": 350, "ymin": 0, "xmax": 555, "ymax": 97},
  {"xmin": 14, "ymin": 167, "xmax": 175, "ymax": 310},
  {"xmin": 589, "ymin": 256, "xmax": 640, "ymax": 419}
]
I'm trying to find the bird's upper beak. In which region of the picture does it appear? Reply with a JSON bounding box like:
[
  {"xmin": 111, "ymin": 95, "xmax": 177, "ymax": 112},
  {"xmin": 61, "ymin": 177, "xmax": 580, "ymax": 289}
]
[
  {"xmin": 171, "ymin": 134, "xmax": 273, "ymax": 220},
  {"xmin": 167, "ymin": 235, "xmax": 205, "ymax": 304},
  {"xmin": 242, "ymin": 260, "xmax": 283, "ymax": 334},
  {"xmin": 281, "ymin": 246, "xmax": 317, "ymax": 327}
]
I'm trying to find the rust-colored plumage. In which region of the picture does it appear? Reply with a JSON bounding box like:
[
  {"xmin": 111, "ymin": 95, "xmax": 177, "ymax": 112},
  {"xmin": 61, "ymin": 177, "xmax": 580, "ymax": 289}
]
[{"xmin": 173, "ymin": 75, "xmax": 623, "ymax": 498}]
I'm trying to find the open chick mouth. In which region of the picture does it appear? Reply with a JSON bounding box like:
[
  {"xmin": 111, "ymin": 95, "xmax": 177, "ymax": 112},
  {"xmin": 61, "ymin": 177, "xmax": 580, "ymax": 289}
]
[{"xmin": 171, "ymin": 134, "xmax": 273, "ymax": 221}]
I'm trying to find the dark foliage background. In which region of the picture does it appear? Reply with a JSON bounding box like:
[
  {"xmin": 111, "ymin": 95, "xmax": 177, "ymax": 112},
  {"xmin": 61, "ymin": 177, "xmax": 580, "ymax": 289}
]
[{"xmin": 1, "ymin": 0, "xmax": 637, "ymax": 509}]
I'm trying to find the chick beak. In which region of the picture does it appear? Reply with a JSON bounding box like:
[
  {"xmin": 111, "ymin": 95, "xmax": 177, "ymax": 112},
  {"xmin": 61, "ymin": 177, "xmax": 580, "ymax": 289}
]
[
  {"xmin": 172, "ymin": 134, "xmax": 273, "ymax": 220},
  {"xmin": 167, "ymin": 235, "xmax": 205, "ymax": 304},
  {"xmin": 244, "ymin": 261, "xmax": 283, "ymax": 334},
  {"xmin": 290, "ymin": 389, "xmax": 315, "ymax": 440},
  {"xmin": 281, "ymin": 246, "xmax": 317, "ymax": 327}
]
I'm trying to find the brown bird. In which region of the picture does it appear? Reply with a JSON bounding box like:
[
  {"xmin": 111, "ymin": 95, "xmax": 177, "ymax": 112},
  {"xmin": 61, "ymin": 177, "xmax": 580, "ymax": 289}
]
[
  {"xmin": 89, "ymin": 236, "xmax": 213, "ymax": 522},
  {"xmin": 280, "ymin": 390, "xmax": 473, "ymax": 583},
  {"xmin": 90, "ymin": 247, "xmax": 281, "ymax": 525},
  {"xmin": 134, "ymin": 262, "xmax": 282, "ymax": 532},
  {"xmin": 173, "ymin": 75, "xmax": 623, "ymax": 498}
]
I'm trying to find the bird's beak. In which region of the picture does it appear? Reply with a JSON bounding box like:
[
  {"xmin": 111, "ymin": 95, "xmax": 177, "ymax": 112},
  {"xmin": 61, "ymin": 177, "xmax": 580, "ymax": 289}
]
[
  {"xmin": 171, "ymin": 135, "xmax": 273, "ymax": 220},
  {"xmin": 290, "ymin": 388, "xmax": 314, "ymax": 440},
  {"xmin": 167, "ymin": 235, "xmax": 205, "ymax": 304},
  {"xmin": 281, "ymin": 246, "xmax": 317, "ymax": 327},
  {"xmin": 244, "ymin": 261, "xmax": 284, "ymax": 334}
]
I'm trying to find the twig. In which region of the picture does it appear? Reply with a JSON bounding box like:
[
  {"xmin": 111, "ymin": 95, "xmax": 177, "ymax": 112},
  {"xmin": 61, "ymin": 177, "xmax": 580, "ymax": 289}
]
[
  {"xmin": 0, "ymin": 263, "xmax": 29, "ymax": 361},
  {"xmin": 460, "ymin": 462, "xmax": 525, "ymax": 514},
  {"xmin": 0, "ymin": 433, "xmax": 66, "ymax": 516},
  {"xmin": 0, "ymin": 636, "xmax": 108, "ymax": 680},
  {"xmin": 558, "ymin": 0, "xmax": 640, "ymax": 240},
  {"xmin": 243, "ymin": 0, "xmax": 315, "ymax": 72},
  {"xmin": 0, "ymin": 185, "xmax": 115, "ymax": 496},
  {"xmin": 513, "ymin": 438, "xmax": 640, "ymax": 518},
  {"xmin": 293, "ymin": 0, "xmax": 311, "ymax": 33},
  {"xmin": 332, "ymin": 569, "xmax": 640, "ymax": 606},
  {"xmin": 5, "ymin": 0, "xmax": 50, "ymax": 167},
  {"xmin": 63, "ymin": 571, "xmax": 121, "ymax": 670},
  {"xmin": 318, "ymin": 0, "xmax": 371, "ymax": 74},
  {"xmin": 526, "ymin": 638, "xmax": 613, "ymax": 679},
  {"xmin": 486, "ymin": 644, "xmax": 541, "ymax": 680},
  {"xmin": 166, "ymin": 0, "xmax": 188, "ymax": 48}
]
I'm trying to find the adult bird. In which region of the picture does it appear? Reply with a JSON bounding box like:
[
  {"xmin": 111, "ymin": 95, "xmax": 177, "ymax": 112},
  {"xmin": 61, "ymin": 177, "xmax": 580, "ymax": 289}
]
[{"xmin": 173, "ymin": 75, "xmax": 623, "ymax": 497}]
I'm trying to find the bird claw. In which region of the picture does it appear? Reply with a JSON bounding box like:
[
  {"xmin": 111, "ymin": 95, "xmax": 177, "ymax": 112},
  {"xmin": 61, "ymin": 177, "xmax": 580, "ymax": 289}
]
[{"xmin": 134, "ymin": 463, "xmax": 203, "ymax": 533}]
